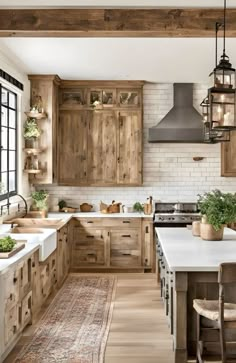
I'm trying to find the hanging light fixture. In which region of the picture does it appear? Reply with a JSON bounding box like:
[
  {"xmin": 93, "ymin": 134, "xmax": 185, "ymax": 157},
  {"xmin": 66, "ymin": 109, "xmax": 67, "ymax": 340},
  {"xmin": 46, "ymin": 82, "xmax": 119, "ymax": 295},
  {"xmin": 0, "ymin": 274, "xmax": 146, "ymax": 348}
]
[
  {"xmin": 207, "ymin": 0, "xmax": 236, "ymax": 134},
  {"xmin": 201, "ymin": 95, "xmax": 230, "ymax": 143}
]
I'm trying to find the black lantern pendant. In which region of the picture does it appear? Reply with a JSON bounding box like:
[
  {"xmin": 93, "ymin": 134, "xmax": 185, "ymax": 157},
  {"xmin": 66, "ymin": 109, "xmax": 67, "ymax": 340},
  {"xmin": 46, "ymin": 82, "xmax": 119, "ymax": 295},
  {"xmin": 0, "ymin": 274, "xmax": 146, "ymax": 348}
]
[
  {"xmin": 208, "ymin": 1, "xmax": 236, "ymax": 132},
  {"xmin": 201, "ymin": 95, "xmax": 230, "ymax": 143}
]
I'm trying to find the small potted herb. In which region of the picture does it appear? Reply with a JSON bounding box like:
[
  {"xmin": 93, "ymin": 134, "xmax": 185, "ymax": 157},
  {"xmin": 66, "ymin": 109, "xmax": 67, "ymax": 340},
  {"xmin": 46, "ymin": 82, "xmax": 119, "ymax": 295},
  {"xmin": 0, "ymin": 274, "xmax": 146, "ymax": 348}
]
[
  {"xmin": 197, "ymin": 189, "xmax": 236, "ymax": 240},
  {"xmin": 31, "ymin": 190, "xmax": 49, "ymax": 216},
  {"xmin": 133, "ymin": 202, "xmax": 144, "ymax": 213},
  {"xmin": 23, "ymin": 118, "xmax": 41, "ymax": 148}
]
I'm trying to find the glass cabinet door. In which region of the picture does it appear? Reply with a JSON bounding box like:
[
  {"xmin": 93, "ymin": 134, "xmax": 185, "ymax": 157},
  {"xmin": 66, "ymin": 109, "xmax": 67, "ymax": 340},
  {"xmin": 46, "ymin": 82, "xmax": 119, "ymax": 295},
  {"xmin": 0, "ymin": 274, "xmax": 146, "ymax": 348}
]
[
  {"xmin": 118, "ymin": 89, "xmax": 141, "ymax": 107},
  {"xmin": 60, "ymin": 89, "xmax": 86, "ymax": 107}
]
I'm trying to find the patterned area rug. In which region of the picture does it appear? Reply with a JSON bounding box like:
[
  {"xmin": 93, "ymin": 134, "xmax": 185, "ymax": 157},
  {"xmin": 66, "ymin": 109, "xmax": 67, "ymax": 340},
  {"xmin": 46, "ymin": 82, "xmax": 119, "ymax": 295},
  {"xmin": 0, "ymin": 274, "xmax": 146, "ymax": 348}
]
[{"xmin": 14, "ymin": 275, "xmax": 116, "ymax": 363}]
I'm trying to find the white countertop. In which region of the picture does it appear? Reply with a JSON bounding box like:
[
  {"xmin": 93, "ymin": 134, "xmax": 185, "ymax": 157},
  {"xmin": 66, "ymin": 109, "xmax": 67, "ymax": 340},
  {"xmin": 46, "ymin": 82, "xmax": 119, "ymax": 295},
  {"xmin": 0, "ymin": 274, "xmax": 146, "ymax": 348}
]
[
  {"xmin": 156, "ymin": 227, "xmax": 236, "ymax": 272},
  {"xmin": 48, "ymin": 212, "xmax": 153, "ymax": 219}
]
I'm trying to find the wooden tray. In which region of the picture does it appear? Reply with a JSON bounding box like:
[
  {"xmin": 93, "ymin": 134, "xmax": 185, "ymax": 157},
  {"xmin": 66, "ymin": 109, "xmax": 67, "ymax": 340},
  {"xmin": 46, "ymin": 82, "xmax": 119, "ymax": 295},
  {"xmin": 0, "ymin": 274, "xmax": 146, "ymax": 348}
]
[{"xmin": 0, "ymin": 242, "xmax": 26, "ymax": 259}]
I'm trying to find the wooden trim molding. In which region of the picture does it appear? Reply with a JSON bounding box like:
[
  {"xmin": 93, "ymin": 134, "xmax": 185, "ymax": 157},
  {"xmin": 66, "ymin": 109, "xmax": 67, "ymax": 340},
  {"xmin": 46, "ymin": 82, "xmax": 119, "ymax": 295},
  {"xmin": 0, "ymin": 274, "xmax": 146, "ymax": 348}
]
[{"xmin": 0, "ymin": 8, "xmax": 236, "ymax": 37}]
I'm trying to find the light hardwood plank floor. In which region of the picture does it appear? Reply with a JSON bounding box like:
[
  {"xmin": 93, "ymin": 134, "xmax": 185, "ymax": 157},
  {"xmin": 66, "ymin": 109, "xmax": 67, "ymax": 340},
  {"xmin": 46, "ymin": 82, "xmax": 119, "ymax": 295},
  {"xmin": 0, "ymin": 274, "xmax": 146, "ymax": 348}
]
[{"xmin": 4, "ymin": 273, "xmax": 236, "ymax": 363}]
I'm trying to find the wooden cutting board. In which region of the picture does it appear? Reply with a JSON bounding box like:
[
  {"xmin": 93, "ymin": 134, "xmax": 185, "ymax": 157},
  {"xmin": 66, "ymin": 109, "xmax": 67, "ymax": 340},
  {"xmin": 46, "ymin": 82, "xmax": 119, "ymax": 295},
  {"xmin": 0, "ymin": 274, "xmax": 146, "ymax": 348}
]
[{"xmin": 0, "ymin": 242, "xmax": 26, "ymax": 259}]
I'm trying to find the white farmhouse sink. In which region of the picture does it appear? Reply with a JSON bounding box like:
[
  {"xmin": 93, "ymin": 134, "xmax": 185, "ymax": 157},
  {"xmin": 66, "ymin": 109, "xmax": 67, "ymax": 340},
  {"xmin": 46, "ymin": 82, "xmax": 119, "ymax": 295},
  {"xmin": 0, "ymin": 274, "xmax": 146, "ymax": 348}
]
[{"xmin": 7, "ymin": 228, "xmax": 57, "ymax": 262}]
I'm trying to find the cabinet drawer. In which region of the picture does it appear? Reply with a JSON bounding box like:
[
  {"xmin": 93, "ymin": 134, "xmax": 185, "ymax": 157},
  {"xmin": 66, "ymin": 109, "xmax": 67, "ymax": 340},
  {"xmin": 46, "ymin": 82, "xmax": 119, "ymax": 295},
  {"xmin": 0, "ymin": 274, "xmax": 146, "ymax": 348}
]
[
  {"xmin": 104, "ymin": 218, "xmax": 141, "ymax": 228},
  {"xmin": 4, "ymin": 304, "xmax": 20, "ymax": 346},
  {"xmin": 74, "ymin": 218, "xmax": 103, "ymax": 228},
  {"xmin": 72, "ymin": 249, "xmax": 105, "ymax": 266},
  {"xmin": 110, "ymin": 250, "xmax": 141, "ymax": 267},
  {"xmin": 73, "ymin": 228, "xmax": 104, "ymax": 247},
  {"xmin": 110, "ymin": 230, "xmax": 140, "ymax": 250}
]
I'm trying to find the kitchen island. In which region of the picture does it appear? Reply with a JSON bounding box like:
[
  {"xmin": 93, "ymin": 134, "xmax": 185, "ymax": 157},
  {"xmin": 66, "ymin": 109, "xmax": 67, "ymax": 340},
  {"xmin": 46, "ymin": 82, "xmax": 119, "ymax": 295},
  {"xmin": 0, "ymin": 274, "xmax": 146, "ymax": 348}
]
[{"xmin": 155, "ymin": 227, "xmax": 236, "ymax": 363}]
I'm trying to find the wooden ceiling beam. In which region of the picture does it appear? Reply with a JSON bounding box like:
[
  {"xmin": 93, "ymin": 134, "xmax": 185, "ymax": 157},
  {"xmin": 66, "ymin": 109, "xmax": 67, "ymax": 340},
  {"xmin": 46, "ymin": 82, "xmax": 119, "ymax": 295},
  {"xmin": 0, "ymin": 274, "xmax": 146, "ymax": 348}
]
[{"xmin": 0, "ymin": 8, "xmax": 236, "ymax": 37}]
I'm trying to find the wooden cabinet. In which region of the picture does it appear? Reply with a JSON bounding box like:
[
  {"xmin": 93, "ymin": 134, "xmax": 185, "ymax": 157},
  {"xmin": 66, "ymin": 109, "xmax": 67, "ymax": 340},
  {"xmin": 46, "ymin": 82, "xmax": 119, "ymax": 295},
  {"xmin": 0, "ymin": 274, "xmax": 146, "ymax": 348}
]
[
  {"xmin": 221, "ymin": 130, "xmax": 236, "ymax": 176},
  {"xmin": 117, "ymin": 110, "xmax": 142, "ymax": 185},
  {"xmin": 57, "ymin": 224, "xmax": 70, "ymax": 286},
  {"xmin": 142, "ymin": 219, "xmax": 155, "ymax": 271},
  {"xmin": 110, "ymin": 228, "xmax": 141, "ymax": 267},
  {"xmin": 87, "ymin": 110, "xmax": 117, "ymax": 184},
  {"xmin": 72, "ymin": 225, "xmax": 107, "ymax": 268},
  {"xmin": 71, "ymin": 217, "xmax": 153, "ymax": 272},
  {"xmin": 58, "ymin": 81, "xmax": 143, "ymax": 186},
  {"xmin": 0, "ymin": 250, "xmax": 38, "ymax": 362},
  {"xmin": 58, "ymin": 110, "xmax": 88, "ymax": 185}
]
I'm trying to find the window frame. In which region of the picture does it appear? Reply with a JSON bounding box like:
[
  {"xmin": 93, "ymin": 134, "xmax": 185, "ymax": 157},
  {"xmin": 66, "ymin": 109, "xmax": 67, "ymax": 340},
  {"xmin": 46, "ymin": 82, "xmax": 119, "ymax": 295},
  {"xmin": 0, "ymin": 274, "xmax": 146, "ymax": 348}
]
[{"xmin": 0, "ymin": 84, "xmax": 17, "ymax": 201}]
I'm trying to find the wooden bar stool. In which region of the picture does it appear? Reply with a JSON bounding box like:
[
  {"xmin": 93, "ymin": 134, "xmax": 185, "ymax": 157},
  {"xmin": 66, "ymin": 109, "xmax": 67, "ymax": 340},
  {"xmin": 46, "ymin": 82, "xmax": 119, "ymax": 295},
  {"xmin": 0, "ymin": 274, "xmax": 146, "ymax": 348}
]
[{"xmin": 193, "ymin": 263, "xmax": 236, "ymax": 363}]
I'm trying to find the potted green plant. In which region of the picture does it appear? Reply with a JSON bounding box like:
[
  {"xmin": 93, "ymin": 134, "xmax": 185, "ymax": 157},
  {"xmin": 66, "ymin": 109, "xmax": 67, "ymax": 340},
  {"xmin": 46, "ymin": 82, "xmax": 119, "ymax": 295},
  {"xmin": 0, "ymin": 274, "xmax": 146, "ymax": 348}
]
[
  {"xmin": 31, "ymin": 190, "xmax": 49, "ymax": 216},
  {"xmin": 23, "ymin": 118, "xmax": 41, "ymax": 148},
  {"xmin": 197, "ymin": 189, "xmax": 236, "ymax": 240},
  {"xmin": 133, "ymin": 202, "xmax": 144, "ymax": 213}
]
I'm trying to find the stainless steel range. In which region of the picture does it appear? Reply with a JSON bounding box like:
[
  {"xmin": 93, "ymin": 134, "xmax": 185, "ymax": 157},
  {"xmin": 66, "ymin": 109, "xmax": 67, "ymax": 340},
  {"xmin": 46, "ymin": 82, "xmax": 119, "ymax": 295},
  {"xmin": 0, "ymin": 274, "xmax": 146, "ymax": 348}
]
[{"xmin": 154, "ymin": 202, "xmax": 201, "ymax": 227}]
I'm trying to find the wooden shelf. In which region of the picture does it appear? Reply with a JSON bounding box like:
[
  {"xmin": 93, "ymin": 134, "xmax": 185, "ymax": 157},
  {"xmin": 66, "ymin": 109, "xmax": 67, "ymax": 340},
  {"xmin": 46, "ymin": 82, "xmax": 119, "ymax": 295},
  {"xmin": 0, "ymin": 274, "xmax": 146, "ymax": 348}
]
[
  {"xmin": 24, "ymin": 148, "xmax": 46, "ymax": 155},
  {"xmin": 25, "ymin": 112, "xmax": 47, "ymax": 120},
  {"xmin": 23, "ymin": 169, "xmax": 42, "ymax": 174}
]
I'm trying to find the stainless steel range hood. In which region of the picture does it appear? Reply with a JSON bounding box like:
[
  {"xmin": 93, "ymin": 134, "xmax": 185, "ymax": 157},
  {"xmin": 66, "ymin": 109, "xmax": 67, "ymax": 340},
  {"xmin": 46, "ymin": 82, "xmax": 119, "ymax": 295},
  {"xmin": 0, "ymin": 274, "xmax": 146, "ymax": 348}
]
[{"xmin": 148, "ymin": 83, "xmax": 204, "ymax": 143}]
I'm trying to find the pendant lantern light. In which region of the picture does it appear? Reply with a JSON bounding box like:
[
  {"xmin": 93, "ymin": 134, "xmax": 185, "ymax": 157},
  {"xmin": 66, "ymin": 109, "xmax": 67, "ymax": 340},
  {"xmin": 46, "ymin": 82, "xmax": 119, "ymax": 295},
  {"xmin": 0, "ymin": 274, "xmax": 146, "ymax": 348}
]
[
  {"xmin": 201, "ymin": 95, "xmax": 230, "ymax": 143},
  {"xmin": 207, "ymin": 0, "xmax": 236, "ymax": 134}
]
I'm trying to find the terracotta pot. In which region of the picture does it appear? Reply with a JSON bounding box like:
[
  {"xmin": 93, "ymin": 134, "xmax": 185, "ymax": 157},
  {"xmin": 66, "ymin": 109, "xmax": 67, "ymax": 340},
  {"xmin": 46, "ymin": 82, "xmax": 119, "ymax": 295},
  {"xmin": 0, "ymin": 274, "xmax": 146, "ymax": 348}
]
[
  {"xmin": 80, "ymin": 203, "xmax": 93, "ymax": 212},
  {"xmin": 200, "ymin": 223, "xmax": 224, "ymax": 241},
  {"xmin": 192, "ymin": 221, "xmax": 201, "ymax": 236}
]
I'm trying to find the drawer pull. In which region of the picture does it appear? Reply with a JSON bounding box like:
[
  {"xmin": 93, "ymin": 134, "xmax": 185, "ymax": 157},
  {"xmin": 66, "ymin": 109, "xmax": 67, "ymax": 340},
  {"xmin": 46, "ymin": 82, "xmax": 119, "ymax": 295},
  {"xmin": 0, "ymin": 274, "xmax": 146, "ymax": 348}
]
[
  {"xmin": 13, "ymin": 277, "xmax": 18, "ymax": 284},
  {"xmin": 122, "ymin": 221, "xmax": 130, "ymax": 224},
  {"xmin": 32, "ymin": 262, "xmax": 35, "ymax": 267},
  {"xmin": 145, "ymin": 226, "xmax": 149, "ymax": 233},
  {"xmin": 121, "ymin": 234, "xmax": 131, "ymax": 238},
  {"xmin": 13, "ymin": 325, "xmax": 17, "ymax": 334},
  {"xmin": 87, "ymin": 221, "xmax": 94, "ymax": 224},
  {"xmin": 87, "ymin": 253, "xmax": 95, "ymax": 256},
  {"xmin": 86, "ymin": 235, "xmax": 95, "ymax": 238},
  {"xmin": 122, "ymin": 253, "xmax": 131, "ymax": 256},
  {"xmin": 10, "ymin": 293, "xmax": 13, "ymax": 300}
]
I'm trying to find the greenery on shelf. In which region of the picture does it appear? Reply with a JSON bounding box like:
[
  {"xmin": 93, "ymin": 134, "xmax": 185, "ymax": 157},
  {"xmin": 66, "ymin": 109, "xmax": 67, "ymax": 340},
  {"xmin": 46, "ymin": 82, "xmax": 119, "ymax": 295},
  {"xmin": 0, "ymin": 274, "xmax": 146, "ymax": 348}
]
[
  {"xmin": 58, "ymin": 200, "xmax": 67, "ymax": 210},
  {"xmin": 23, "ymin": 118, "xmax": 41, "ymax": 139},
  {"xmin": 197, "ymin": 189, "xmax": 236, "ymax": 231},
  {"xmin": 31, "ymin": 190, "xmax": 49, "ymax": 210},
  {"xmin": 133, "ymin": 202, "xmax": 144, "ymax": 212},
  {"xmin": 0, "ymin": 236, "xmax": 16, "ymax": 252}
]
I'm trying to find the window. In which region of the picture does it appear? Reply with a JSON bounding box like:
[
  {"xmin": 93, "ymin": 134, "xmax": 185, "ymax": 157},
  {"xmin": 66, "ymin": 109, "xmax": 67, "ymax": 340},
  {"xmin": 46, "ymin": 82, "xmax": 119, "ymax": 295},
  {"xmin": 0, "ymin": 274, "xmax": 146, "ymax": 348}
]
[{"xmin": 0, "ymin": 85, "xmax": 17, "ymax": 200}]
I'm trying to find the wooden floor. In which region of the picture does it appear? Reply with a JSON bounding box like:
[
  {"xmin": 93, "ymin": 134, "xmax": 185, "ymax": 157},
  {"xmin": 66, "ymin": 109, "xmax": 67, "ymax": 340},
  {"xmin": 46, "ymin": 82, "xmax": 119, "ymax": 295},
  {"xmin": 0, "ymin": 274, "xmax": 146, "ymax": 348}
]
[{"xmin": 4, "ymin": 273, "xmax": 236, "ymax": 363}]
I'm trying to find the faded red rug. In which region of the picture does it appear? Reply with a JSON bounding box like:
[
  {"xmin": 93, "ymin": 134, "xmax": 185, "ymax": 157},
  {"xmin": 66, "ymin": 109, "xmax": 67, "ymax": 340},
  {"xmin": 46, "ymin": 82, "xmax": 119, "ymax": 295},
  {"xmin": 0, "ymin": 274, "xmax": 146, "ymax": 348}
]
[{"xmin": 14, "ymin": 275, "xmax": 116, "ymax": 363}]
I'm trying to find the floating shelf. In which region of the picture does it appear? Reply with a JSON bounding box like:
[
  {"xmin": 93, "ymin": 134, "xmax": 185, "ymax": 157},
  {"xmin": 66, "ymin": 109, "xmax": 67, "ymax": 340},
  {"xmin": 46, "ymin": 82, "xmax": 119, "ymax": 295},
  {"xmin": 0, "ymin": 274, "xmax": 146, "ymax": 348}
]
[
  {"xmin": 24, "ymin": 148, "xmax": 46, "ymax": 155},
  {"xmin": 23, "ymin": 169, "xmax": 42, "ymax": 174},
  {"xmin": 25, "ymin": 112, "xmax": 47, "ymax": 119}
]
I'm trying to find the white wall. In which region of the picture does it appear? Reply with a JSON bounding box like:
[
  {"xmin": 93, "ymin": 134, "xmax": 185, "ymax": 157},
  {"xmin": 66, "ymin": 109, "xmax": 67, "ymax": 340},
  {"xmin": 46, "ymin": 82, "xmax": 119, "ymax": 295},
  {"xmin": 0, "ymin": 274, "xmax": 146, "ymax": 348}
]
[
  {"xmin": 0, "ymin": 47, "xmax": 31, "ymax": 215},
  {"xmin": 38, "ymin": 83, "xmax": 236, "ymax": 210}
]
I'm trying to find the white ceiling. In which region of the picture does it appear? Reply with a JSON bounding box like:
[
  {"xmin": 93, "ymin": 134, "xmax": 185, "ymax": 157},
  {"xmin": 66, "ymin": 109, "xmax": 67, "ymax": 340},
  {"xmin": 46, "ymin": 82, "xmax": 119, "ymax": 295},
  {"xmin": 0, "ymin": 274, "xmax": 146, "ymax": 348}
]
[
  {"xmin": 0, "ymin": 0, "xmax": 236, "ymax": 7},
  {"xmin": 1, "ymin": 37, "xmax": 236, "ymax": 82}
]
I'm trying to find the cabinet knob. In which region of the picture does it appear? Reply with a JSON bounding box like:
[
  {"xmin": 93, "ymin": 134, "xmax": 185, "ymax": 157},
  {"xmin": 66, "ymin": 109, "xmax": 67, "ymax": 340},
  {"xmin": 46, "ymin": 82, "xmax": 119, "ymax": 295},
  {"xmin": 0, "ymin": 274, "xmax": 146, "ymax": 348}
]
[{"xmin": 13, "ymin": 277, "xmax": 18, "ymax": 284}]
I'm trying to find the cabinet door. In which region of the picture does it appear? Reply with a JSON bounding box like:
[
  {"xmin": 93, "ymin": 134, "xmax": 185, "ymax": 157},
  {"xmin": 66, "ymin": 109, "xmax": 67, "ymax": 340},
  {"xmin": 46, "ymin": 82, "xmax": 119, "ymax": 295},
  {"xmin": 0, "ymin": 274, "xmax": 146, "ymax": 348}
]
[
  {"xmin": 87, "ymin": 110, "xmax": 117, "ymax": 184},
  {"xmin": 72, "ymin": 227, "xmax": 106, "ymax": 267},
  {"xmin": 117, "ymin": 110, "xmax": 142, "ymax": 185},
  {"xmin": 221, "ymin": 131, "xmax": 236, "ymax": 176},
  {"xmin": 58, "ymin": 110, "xmax": 88, "ymax": 185},
  {"xmin": 110, "ymin": 228, "xmax": 141, "ymax": 267},
  {"xmin": 142, "ymin": 220, "xmax": 154, "ymax": 269}
]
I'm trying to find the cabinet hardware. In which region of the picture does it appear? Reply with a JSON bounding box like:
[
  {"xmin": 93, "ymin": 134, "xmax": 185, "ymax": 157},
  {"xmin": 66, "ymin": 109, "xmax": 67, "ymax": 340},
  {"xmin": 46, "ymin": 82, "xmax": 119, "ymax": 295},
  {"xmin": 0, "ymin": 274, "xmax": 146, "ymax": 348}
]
[
  {"xmin": 86, "ymin": 235, "xmax": 95, "ymax": 238},
  {"xmin": 10, "ymin": 293, "xmax": 13, "ymax": 300},
  {"xmin": 121, "ymin": 234, "xmax": 131, "ymax": 238},
  {"xmin": 145, "ymin": 226, "xmax": 149, "ymax": 233},
  {"xmin": 13, "ymin": 325, "xmax": 17, "ymax": 334},
  {"xmin": 122, "ymin": 221, "xmax": 130, "ymax": 224},
  {"xmin": 13, "ymin": 277, "xmax": 17, "ymax": 284},
  {"xmin": 108, "ymin": 231, "xmax": 110, "ymax": 237},
  {"xmin": 87, "ymin": 221, "xmax": 93, "ymax": 224},
  {"xmin": 87, "ymin": 253, "xmax": 95, "ymax": 256},
  {"xmin": 32, "ymin": 262, "xmax": 35, "ymax": 268},
  {"xmin": 100, "ymin": 235, "xmax": 103, "ymax": 239},
  {"xmin": 122, "ymin": 253, "xmax": 131, "ymax": 256}
]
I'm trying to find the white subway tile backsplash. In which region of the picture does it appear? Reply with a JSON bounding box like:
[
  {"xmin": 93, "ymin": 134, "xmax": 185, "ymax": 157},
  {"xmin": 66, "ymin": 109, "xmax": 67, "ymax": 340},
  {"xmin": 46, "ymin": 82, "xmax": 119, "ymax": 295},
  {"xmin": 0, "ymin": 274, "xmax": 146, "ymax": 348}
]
[{"xmin": 36, "ymin": 82, "xmax": 236, "ymax": 207}]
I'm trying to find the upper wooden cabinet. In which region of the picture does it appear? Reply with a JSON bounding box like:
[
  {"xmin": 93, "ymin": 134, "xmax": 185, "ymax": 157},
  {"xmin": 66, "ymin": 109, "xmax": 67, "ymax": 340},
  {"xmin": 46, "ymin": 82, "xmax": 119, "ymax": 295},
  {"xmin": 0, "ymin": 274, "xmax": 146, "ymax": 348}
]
[
  {"xmin": 57, "ymin": 81, "xmax": 144, "ymax": 186},
  {"xmin": 221, "ymin": 131, "xmax": 236, "ymax": 176}
]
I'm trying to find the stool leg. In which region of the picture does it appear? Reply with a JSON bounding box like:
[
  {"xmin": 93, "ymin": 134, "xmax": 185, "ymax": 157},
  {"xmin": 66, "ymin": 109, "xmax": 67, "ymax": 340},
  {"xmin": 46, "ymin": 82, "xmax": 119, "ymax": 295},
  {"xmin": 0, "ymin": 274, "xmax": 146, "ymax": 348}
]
[
  {"xmin": 196, "ymin": 313, "xmax": 203, "ymax": 363},
  {"xmin": 219, "ymin": 325, "xmax": 226, "ymax": 363}
]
